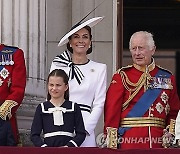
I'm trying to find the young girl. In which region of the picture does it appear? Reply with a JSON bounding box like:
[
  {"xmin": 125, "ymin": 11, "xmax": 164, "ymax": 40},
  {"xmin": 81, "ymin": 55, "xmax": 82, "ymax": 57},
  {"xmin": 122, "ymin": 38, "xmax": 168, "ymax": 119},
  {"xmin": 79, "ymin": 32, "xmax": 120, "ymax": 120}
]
[{"xmin": 30, "ymin": 69, "xmax": 86, "ymax": 147}]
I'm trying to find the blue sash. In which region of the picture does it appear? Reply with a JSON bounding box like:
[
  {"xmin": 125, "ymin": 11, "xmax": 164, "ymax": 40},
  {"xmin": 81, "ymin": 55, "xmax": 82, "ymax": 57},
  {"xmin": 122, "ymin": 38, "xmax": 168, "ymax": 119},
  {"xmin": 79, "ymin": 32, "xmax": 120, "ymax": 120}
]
[{"xmin": 118, "ymin": 69, "xmax": 171, "ymax": 135}]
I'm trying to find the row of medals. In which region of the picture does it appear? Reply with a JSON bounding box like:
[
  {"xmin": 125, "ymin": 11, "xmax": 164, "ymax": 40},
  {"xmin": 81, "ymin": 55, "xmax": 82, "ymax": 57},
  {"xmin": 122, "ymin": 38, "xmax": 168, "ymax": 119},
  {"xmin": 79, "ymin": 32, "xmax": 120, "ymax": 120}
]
[{"xmin": 0, "ymin": 54, "xmax": 14, "ymax": 65}]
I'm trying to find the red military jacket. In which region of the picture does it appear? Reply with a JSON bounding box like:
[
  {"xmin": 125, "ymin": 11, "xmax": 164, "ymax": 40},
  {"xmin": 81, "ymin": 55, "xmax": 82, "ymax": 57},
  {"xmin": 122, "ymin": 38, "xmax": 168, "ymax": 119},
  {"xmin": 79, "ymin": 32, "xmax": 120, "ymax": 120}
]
[
  {"xmin": 104, "ymin": 60, "xmax": 180, "ymax": 149},
  {"xmin": 0, "ymin": 44, "xmax": 26, "ymax": 143}
]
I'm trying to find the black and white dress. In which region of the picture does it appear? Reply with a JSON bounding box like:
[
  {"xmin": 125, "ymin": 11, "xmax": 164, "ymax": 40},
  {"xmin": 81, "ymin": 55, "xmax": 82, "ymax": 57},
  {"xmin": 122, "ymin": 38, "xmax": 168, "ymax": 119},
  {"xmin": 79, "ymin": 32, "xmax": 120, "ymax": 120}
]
[{"xmin": 31, "ymin": 100, "xmax": 86, "ymax": 147}]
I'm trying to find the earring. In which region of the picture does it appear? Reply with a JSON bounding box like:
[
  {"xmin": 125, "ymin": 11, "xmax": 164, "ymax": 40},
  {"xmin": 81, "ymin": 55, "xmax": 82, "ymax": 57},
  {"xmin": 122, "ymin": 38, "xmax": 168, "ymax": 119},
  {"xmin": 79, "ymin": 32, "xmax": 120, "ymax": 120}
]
[
  {"xmin": 70, "ymin": 44, "xmax": 72, "ymax": 47},
  {"xmin": 89, "ymin": 45, "xmax": 91, "ymax": 48}
]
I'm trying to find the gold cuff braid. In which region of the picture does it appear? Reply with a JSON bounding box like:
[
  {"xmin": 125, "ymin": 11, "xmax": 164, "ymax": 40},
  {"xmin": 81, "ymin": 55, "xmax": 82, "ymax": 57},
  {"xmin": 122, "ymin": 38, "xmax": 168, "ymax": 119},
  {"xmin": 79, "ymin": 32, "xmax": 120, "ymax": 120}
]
[
  {"xmin": 106, "ymin": 127, "xmax": 118, "ymax": 149},
  {"xmin": 168, "ymin": 119, "xmax": 176, "ymax": 136},
  {"xmin": 0, "ymin": 100, "xmax": 18, "ymax": 120}
]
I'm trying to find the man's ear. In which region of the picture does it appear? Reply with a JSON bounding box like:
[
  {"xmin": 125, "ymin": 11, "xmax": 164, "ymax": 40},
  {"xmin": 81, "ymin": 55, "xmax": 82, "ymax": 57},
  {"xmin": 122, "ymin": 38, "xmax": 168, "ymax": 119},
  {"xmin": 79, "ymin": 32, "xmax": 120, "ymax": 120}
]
[{"xmin": 151, "ymin": 46, "xmax": 156, "ymax": 55}]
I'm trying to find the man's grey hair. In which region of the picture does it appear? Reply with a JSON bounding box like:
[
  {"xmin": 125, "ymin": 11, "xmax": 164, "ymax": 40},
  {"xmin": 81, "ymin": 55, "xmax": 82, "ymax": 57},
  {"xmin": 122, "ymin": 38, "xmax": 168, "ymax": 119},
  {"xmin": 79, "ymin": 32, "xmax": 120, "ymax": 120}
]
[{"xmin": 129, "ymin": 31, "xmax": 155, "ymax": 50}]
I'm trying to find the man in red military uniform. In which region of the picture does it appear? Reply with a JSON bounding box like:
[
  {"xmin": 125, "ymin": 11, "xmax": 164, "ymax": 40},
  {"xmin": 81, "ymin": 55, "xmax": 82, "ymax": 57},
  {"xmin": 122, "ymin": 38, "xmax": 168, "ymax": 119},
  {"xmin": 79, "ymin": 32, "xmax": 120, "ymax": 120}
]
[
  {"xmin": 104, "ymin": 31, "xmax": 180, "ymax": 149},
  {"xmin": 0, "ymin": 44, "xmax": 26, "ymax": 145}
]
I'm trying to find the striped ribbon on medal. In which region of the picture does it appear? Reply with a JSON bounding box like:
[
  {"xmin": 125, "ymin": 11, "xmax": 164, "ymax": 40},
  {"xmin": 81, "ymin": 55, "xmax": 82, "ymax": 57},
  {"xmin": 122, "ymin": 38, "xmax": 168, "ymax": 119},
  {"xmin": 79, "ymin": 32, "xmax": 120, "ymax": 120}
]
[{"xmin": 53, "ymin": 50, "xmax": 84, "ymax": 84}]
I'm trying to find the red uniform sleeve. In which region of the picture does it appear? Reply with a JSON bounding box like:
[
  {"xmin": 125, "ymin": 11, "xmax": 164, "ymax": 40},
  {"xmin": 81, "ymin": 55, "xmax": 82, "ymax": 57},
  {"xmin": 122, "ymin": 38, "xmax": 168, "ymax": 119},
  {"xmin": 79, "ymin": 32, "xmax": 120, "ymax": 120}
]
[
  {"xmin": 6, "ymin": 49, "xmax": 26, "ymax": 114},
  {"xmin": 166, "ymin": 75, "xmax": 180, "ymax": 124},
  {"xmin": 104, "ymin": 73, "xmax": 124, "ymax": 134}
]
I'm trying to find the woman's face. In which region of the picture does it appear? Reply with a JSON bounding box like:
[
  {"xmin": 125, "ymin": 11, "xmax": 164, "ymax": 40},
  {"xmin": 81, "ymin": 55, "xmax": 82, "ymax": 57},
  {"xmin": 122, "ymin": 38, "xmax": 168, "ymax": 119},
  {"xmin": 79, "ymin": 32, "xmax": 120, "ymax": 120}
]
[
  {"xmin": 48, "ymin": 76, "xmax": 68, "ymax": 100},
  {"xmin": 69, "ymin": 28, "xmax": 91, "ymax": 55}
]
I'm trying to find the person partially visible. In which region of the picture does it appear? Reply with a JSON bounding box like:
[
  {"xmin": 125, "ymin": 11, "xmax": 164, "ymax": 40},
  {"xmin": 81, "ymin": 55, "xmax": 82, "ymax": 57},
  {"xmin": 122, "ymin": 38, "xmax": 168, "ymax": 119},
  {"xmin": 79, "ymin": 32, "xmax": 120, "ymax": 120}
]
[
  {"xmin": 0, "ymin": 119, "xmax": 16, "ymax": 146},
  {"xmin": 174, "ymin": 110, "xmax": 180, "ymax": 147},
  {"xmin": 0, "ymin": 44, "xmax": 26, "ymax": 145},
  {"xmin": 31, "ymin": 69, "xmax": 86, "ymax": 147},
  {"xmin": 50, "ymin": 17, "xmax": 107, "ymax": 147},
  {"xmin": 104, "ymin": 31, "xmax": 180, "ymax": 149}
]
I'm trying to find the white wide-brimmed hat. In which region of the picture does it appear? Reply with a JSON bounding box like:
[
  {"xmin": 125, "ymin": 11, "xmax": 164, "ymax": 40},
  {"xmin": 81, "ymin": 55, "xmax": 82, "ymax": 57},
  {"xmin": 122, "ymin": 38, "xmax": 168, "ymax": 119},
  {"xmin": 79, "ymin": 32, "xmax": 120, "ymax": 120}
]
[{"xmin": 58, "ymin": 16, "xmax": 104, "ymax": 46}]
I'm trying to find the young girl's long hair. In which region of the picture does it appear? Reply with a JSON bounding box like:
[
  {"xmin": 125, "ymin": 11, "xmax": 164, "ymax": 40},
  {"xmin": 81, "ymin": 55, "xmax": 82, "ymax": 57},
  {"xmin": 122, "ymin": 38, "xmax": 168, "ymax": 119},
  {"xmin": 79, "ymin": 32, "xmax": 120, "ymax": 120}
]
[{"xmin": 47, "ymin": 69, "xmax": 69, "ymax": 101}]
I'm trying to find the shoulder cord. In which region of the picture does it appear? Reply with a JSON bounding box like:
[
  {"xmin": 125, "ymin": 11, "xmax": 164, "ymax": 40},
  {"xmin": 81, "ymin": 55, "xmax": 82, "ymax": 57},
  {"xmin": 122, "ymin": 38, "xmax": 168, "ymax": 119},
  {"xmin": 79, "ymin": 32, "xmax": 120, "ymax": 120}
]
[{"xmin": 120, "ymin": 71, "xmax": 151, "ymax": 111}]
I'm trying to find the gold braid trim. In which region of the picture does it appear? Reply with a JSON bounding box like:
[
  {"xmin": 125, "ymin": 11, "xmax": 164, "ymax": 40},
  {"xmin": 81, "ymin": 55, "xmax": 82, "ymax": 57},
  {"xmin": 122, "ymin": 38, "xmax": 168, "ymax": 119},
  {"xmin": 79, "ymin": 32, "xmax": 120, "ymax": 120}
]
[
  {"xmin": 120, "ymin": 71, "xmax": 151, "ymax": 111},
  {"xmin": 169, "ymin": 119, "xmax": 176, "ymax": 136},
  {"xmin": 121, "ymin": 117, "xmax": 166, "ymax": 128},
  {"xmin": 120, "ymin": 71, "xmax": 145, "ymax": 91},
  {"xmin": 116, "ymin": 65, "xmax": 133, "ymax": 74},
  {"xmin": 106, "ymin": 127, "xmax": 118, "ymax": 149},
  {"xmin": 0, "ymin": 100, "xmax": 18, "ymax": 120}
]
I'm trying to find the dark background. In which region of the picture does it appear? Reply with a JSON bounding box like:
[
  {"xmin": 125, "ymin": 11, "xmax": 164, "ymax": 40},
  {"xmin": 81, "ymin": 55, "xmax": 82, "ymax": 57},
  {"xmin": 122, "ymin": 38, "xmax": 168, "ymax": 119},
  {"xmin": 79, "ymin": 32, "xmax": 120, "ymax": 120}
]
[{"xmin": 123, "ymin": 0, "xmax": 180, "ymax": 49}]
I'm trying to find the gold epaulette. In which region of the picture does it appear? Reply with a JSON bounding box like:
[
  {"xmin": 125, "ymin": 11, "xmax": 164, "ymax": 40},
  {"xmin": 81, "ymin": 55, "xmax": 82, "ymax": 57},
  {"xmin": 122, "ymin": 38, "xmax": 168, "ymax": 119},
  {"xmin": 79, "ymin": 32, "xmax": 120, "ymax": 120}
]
[
  {"xmin": 156, "ymin": 65, "xmax": 172, "ymax": 75},
  {"xmin": 116, "ymin": 65, "xmax": 133, "ymax": 74}
]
